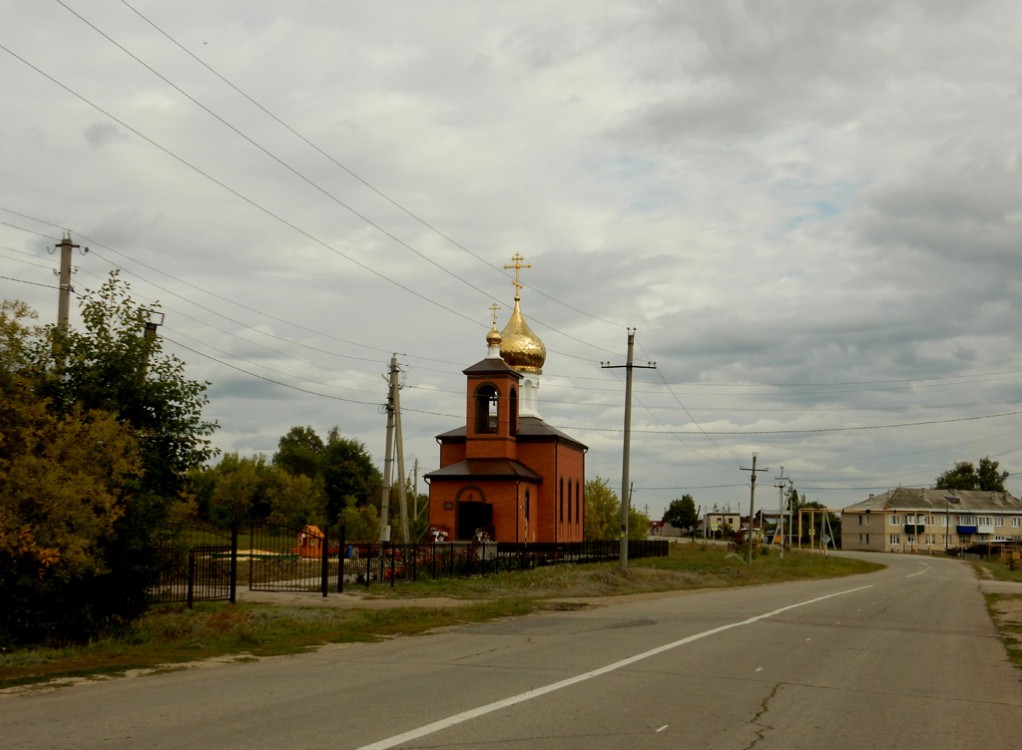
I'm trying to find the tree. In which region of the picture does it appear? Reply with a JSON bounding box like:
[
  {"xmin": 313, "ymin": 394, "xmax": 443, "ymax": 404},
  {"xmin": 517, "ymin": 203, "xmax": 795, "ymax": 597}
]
[
  {"xmin": 934, "ymin": 457, "xmax": 1009, "ymax": 492},
  {"xmin": 663, "ymin": 494, "xmax": 698, "ymax": 531},
  {"xmin": 273, "ymin": 425, "xmax": 382, "ymax": 525},
  {"xmin": 273, "ymin": 425, "xmax": 325, "ymax": 478},
  {"xmin": 1, "ymin": 301, "xmax": 142, "ymax": 645},
  {"xmin": 321, "ymin": 428, "xmax": 381, "ymax": 521},
  {"xmin": 46, "ymin": 272, "xmax": 216, "ymax": 498},
  {"xmin": 1, "ymin": 277, "xmax": 216, "ymax": 646},
  {"xmin": 584, "ymin": 476, "xmax": 620, "ymax": 541}
]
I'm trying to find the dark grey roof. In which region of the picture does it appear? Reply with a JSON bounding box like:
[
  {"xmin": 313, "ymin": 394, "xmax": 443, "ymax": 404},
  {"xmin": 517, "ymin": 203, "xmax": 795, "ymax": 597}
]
[
  {"xmin": 842, "ymin": 487, "xmax": 1022, "ymax": 513},
  {"xmin": 462, "ymin": 356, "xmax": 521, "ymax": 378},
  {"xmin": 433, "ymin": 416, "xmax": 587, "ymax": 451},
  {"xmin": 424, "ymin": 458, "xmax": 542, "ymax": 482}
]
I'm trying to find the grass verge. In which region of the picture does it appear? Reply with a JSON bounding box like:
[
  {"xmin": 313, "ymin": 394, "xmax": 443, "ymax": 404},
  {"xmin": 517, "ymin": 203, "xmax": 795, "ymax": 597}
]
[{"xmin": 1, "ymin": 544, "xmax": 879, "ymax": 691}]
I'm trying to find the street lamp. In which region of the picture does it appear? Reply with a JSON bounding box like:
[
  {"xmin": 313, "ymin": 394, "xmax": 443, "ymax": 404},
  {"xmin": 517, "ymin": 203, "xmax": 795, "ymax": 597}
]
[{"xmin": 945, "ymin": 493, "xmax": 960, "ymax": 556}]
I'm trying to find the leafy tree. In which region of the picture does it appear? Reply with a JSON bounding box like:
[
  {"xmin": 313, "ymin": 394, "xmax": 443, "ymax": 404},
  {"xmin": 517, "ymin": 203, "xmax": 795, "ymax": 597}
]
[
  {"xmin": 628, "ymin": 505, "xmax": 651, "ymax": 541},
  {"xmin": 1, "ymin": 277, "xmax": 216, "ymax": 646},
  {"xmin": 321, "ymin": 428, "xmax": 382, "ymax": 521},
  {"xmin": 1, "ymin": 301, "xmax": 142, "ymax": 645},
  {"xmin": 273, "ymin": 426, "xmax": 381, "ymax": 523},
  {"xmin": 663, "ymin": 494, "xmax": 698, "ymax": 531},
  {"xmin": 273, "ymin": 425, "xmax": 325, "ymax": 478},
  {"xmin": 584, "ymin": 476, "xmax": 620, "ymax": 540},
  {"xmin": 45, "ymin": 272, "xmax": 216, "ymax": 498},
  {"xmin": 934, "ymin": 457, "xmax": 1008, "ymax": 492}
]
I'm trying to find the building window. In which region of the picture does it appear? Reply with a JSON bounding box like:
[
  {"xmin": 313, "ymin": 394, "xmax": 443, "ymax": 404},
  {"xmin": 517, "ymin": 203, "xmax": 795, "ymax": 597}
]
[
  {"xmin": 864, "ymin": 534, "xmax": 870, "ymax": 544},
  {"xmin": 567, "ymin": 479, "xmax": 572, "ymax": 523},
  {"xmin": 524, "ymin": 490, "xmax": 530, "ymax": 521},
  {"xmin": 559, "ymin": 477, "xmax": 564, "ymax": 523},
  {"xmin": 996, "ymin": 517, "xmax": 1005, "ymax": 527},
  {"xmin": 1013, "ymin": 517, "xmax": 1020, "ymax": 528},
  {"xmin": 890, "ymin": 515, "xmax": 901, "ymax": 525},
  {"xmin": 575, "ymin": 484, "xmax": 580, "ymax": 526},
  {"xmin": 509, "ymin": 388, "xmax": 518, "ymax": 435},
  {"xmin": 889, "ymin": 534, "xmax": 901, "ymax": 545}
]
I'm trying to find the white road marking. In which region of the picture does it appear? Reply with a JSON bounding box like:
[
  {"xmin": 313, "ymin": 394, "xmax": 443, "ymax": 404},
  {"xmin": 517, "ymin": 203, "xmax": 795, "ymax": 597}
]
[
  {"xmin": 656, "ymin": 725, "xmax": 669, "ymax": 733},
  {"xmin": 354, "ymin": 584, "xmax": 873, "ymax": 750},
  {"xmin": 906, "ymin": 563, "xmax": 930, "ymax": 579}
]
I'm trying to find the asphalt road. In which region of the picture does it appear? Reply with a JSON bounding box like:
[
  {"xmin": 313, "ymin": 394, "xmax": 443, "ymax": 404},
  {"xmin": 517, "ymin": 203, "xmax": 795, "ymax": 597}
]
[{"xmin": 3, "ymin": 553, "xmax": 1020, "ymax": 749}]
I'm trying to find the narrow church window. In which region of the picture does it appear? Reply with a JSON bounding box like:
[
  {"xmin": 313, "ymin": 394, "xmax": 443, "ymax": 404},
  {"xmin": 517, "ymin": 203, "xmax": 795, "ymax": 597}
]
[
  {"xmin": 474, "ymin": 384, "xmax": 499, "ymax": 434},
  {"xmin": 567, "ymin": 479, "xmax": 572, "ymax": 522},
  {"xmin": 525, "ymin": 489, "xmax": 530, "ymax": 521},
  {"xmin": 559, "ymin": 477, "xmax": 564, "ymax": 522},
  {"xmin": 509, "ymin": 388, "xmax": 518, "ymax": 435}
]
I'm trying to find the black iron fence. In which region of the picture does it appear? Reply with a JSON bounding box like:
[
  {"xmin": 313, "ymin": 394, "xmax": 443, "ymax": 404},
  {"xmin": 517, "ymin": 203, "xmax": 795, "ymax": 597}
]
[
  {"xmin": 151, "ymin": 524, "xmax": 668, "ymax": 603},
  {"xmin": 149, "ymin": 525, "xmax": 237, "ymax": 606}
]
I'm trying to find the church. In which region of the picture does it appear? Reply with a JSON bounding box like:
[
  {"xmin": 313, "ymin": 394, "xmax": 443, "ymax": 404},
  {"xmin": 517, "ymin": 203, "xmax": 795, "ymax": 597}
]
[{"xmin": 425, "ymin": 255, "xmax": 587, "ymax": 544}]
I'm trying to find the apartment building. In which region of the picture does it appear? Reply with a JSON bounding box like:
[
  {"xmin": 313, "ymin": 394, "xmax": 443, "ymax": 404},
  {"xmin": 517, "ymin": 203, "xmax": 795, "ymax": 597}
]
[{"xmin": 841, "ymin": 487, "xmax": 1022, "ymax": 553}]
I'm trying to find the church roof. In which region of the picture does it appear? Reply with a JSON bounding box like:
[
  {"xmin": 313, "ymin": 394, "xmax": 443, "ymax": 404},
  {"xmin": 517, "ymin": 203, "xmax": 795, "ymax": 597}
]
[
  {"xmin": 463, "ymin": 355, "xmax": 521, "ymax": 377},
  {"xmin": 434, "ymin": 416, "xmax": 587, "ymax": 451},
  {"xmin": 425, "ymin": 458, "xmax": 542, "ymax": 481}
]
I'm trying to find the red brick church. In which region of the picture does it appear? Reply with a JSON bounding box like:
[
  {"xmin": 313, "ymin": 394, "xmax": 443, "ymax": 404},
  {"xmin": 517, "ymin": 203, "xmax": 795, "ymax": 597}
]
[{"xmin": 426, "ymin": 255, "xmax": 587, "ymax": 543}]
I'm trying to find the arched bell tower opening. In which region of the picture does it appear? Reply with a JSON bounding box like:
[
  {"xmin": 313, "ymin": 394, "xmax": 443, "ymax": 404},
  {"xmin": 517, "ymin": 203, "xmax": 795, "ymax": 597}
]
[{"xmin": 474, "ymin": 384, "xmax": 499, "ymax": 434}]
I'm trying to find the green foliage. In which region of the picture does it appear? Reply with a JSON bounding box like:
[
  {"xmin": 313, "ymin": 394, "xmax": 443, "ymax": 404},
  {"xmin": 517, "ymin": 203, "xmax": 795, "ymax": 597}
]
[
  {"xmin": 584, "ymin": 476, "xmax": 620, "ymax": 541},
  {"xmin": 273, "ymin": 425, "xmax": 325, "ymax": 478},
  {"xmin": 663, "ymin": 494, "xmax": 698, "ymax": 530},
  {"xmin": 273, "ymin": 425, "xmax": 382, "ymax": 524},
  {"xmin": 934, "ymin": 456, "xmax": 1009, "ymax": 492},
  {"xmin": 0, "ymin": 276, "xmax": 216, "ymax": 647}
]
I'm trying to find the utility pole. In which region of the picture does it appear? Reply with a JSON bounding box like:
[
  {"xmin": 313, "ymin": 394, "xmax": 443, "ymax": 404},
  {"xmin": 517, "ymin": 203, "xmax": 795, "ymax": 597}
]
[
  {"xmin": 380, "ymin": 354, "xmax": 399, "ymax": 543},
  {"xmin": 53, "ymin": 232, "xmax": 87, "ymax": 330},
  {"xmin": 139, "ymin": 309, "xmax": 165, "ymax": 381},
  {"xmin": 602, "ymin": 328, "xmax": 656, "ymax": 571},
  {"xmin": 413, "ymin": 458, "xmax": 420, "ymax": 519},
  {"xmin": 393, "ymin": 362, "xmax": 410, "ymax": 543},
  {"xmin": 774, "ymin": 466, "xmax": 788, "ymax": 560},
  {"xmin": 740, "ymin": 453, "xmax": 768, "ymax": 564}
]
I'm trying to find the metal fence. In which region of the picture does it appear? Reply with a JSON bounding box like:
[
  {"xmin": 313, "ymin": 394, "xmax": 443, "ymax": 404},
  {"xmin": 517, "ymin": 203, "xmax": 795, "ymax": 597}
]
[
  {"xmin": 151, "ymin": 524, "xmax": 669, "ymax": 602},
  {"xmin": 149, "ymin": 526, "xmax": 237, "ymax": 606}
]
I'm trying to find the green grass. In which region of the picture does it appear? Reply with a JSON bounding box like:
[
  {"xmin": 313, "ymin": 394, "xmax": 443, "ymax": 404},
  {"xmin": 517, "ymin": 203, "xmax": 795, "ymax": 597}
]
[
  {"xmin": 984, "ymin": 593, "xmax": 1022, "ymax": 670},
  {"xmin": 0, "ymin": 544, "xmax": 879, "ymax": 691}
]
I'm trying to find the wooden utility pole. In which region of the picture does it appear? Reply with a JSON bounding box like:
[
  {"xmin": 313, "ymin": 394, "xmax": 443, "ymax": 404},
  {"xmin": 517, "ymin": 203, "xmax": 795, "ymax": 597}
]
[
  {"xmin": 602, "ymin": 329, "xmax": 656, "ymax": 571},
  {"xmin": 54, "ymin": 232, "xmax": 87, "ymax": 330},
  {"xmin": 740, "ymin": 453, "xmax": 768, "ymax": 564}
]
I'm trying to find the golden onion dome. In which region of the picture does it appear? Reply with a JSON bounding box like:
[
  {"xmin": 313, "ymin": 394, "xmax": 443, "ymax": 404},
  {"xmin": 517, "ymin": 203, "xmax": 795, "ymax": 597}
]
[
  {"xmin": 486, "ymin": 319, "xmax": 502, "ymax": 350},
  {"xmin": 500, "ymin": 298, "xmax": 546, "ymax": 373}
]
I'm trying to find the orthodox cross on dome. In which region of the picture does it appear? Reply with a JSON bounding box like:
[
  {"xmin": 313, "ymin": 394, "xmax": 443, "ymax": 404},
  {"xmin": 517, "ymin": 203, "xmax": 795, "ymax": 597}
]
[
  {"xmin": 503, "ymin": 252, "xmax": 531, "ymax": 301},
  {"xmin": 489, "ymin": 302, "xmax": 500, "ymax": 327}
]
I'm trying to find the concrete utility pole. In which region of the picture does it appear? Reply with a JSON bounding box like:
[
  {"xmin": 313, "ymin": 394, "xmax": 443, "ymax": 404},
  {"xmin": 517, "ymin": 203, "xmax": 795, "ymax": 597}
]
[
  {"xmin": 602, "ymin": 329, "xmax": 656, "ymax": 571},
  {"xmin": 380, "ymin": 354, "xmax": 399, "ymax": 543},
  {"xmin": 740, "ymin": 453, "xmax": 769, "ymax": 564},
  {"xmin": 393, "ymin": 363, "xmax": 410, "ymax": 544},
  {"xmin": 774, "ymin": 466, "xmax": 788, "ymax": 560},
  {"xmin": 53, "ymin": 232, "xmax": 87, "ymax": 330}
]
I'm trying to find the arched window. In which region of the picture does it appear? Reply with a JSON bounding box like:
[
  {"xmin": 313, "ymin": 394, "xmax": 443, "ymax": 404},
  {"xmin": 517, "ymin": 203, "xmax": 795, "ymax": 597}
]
[
  {"xmin": 474, "ymin": 384, "xmax": 499, "ymax": 434},
  {"xmin": 575, "ymin": 483, "xmax": 580, "ymax": 526},
  {"xmin": 525, "ymin": 489, "xmax": 530, "ymax": 521}
]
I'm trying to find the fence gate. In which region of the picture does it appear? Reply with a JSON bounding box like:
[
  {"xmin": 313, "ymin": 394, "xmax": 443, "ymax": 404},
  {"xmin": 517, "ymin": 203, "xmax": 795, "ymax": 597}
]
[
  {"xmin": 150, "ymin": 524, "xmax": 237, "ymax": 606},
  {"xmin": 248, "ymin": 522, "xmax": 339, "ymax": 595}
]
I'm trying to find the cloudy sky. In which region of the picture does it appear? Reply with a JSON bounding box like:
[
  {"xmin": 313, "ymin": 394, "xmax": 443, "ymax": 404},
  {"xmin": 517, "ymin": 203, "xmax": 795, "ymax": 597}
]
[{"xmin": 4, "ymin": 1, "xmax": 1022, "ymax": 519}]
